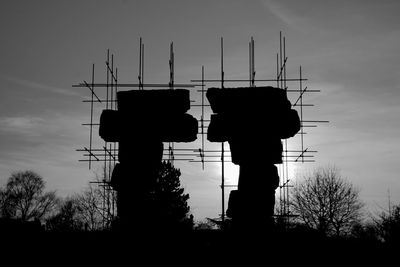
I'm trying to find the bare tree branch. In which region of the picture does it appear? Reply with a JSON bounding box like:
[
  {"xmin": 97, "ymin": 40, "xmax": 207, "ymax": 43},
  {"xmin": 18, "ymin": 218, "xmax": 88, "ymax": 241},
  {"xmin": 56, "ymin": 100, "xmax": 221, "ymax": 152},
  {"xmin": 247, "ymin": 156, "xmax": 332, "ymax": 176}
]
[
  {"xmin": 0, "ymin": 170, "xmax": 59, "ymax": 222},
  {"xmin": 291, "ymin": 166, "xmax": 364, "ymax": 236}
]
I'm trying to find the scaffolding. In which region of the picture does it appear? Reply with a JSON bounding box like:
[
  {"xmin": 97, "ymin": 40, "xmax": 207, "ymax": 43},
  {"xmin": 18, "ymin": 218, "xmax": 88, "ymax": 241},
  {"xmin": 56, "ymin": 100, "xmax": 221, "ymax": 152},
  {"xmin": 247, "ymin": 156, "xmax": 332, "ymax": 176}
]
[{"xmin": 74, "ymin": 32, "xmax": 328, "ymax": 228}]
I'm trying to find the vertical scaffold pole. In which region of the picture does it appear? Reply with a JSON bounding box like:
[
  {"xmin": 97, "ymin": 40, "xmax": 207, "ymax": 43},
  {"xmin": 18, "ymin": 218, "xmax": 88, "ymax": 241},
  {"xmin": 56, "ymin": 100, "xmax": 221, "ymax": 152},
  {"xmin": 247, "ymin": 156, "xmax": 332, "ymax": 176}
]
[
  {"xmin": 88, "ymin": 64, "xmax": 95, "ymax": 169},
  {"xmin": 221, "ymin": 37, "xmax": 225, "ymax": 222}
]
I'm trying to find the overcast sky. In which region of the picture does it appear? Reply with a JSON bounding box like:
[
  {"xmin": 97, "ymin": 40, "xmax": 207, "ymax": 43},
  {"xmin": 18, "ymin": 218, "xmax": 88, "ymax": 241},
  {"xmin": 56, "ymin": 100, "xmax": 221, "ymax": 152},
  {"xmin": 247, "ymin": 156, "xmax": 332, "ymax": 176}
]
[{"xmin": 0, "ymin": 0, "xmax": 399, "ymax": 221}]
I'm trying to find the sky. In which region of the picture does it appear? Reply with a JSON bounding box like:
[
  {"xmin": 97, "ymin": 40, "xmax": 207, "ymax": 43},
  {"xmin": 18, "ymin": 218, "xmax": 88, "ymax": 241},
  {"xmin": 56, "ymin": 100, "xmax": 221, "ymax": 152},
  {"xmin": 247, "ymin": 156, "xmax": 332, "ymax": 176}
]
[{"xmin": 0, "ymin": 0, "xmax": 399, "ymax": 221}]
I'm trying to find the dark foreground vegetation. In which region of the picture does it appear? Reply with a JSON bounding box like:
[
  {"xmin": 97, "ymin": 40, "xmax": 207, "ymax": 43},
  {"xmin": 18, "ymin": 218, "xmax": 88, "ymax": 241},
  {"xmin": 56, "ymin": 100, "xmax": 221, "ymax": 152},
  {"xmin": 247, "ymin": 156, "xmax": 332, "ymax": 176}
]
[
  {"xmin": 1, "ymin": 169, "xmax": 399, "ymax": 264},
  {"xmin": 0, "ymin": 220, "xmax": 398, "ymax": 265}
]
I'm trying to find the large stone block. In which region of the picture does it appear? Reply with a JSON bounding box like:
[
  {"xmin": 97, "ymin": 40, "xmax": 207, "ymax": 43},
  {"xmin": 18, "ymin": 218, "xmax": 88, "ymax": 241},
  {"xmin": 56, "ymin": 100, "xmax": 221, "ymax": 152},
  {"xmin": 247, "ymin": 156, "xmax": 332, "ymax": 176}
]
[
  {"xmin": 206, "ymin": 86, "xmax": 300, "ymax": 144},
  {"xmin": 206, "ymin": 86, "xmax": 291, "ymax": 114},
  {"xmin": 99, "ymin": 109, "xmax": 120, "ymax": 142},
  {"xmin": 160, "ymin": 113, "xmax": 198, "ymax": 142},
  {"xmin": 99, "ymin": 110, "xmax": 198, "ymax": 142},
  {"xmin": 207, "ymin": 109, "xmax": 300, "ymax": 142},
  {"xmin": 99, "ymin": 89, "xmax": 198, "ymax": 143},
  {"xmin": 118, "ymin": 140, "xmax": 163, "ymax": 164},
  {"xmin": 277, "ymin": 109, "xmax": 301, "ymax": 139},
  {"xmin": 207, "ymin": 114, "xmax": 231, "ymax": 142},
  {"xmin": 111, "ymin": 162, "xmax": 160, "ymax": 192},
  {"xmin": 228, "ymin": 138, "xmax": 283, "ymax": 165},
  {"xmin": 238, "ymin": 164, "xmax": 279, "ymax": 192},
  {"xmin": 117, "ymin": 89, "xmax": 190, "ymax": 115},
  {"xmin": 226, "ymin": 189, "xmax": 240, "ymax": 218}
]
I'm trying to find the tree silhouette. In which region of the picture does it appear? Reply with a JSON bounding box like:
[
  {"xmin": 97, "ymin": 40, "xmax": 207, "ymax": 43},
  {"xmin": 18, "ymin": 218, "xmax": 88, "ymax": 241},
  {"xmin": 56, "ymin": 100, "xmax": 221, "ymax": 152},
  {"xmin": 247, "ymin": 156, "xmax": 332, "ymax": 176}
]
[
  {"xmin": 0, "ymin": 187, "xmax": 15, "ymax": 218},
  {"xmin": 46, "ymin": 184, "xmax": 114, "ymax": 232},
  {"xmin": 291, "ymin": 166, "xmax": 363, "ymax": 236},
  {"xmin": 46, "ymin": 198, "xmax": 84, "ymax": 232},
  {"xmin": 46, "ymin": 163, "xmax": 192, "ymax": 232},
  {"xmin": 0, "ymin": 170, "xmax": 58, "ymax": 222},
  {"xmin": 153, "ymin": 161, "xmax": 193, "ymax": 230},
  {"xmin": 375, "ymin": 204, "xmax": 400, "ymax": 244},
  {"xmin": 73, "ymin": 185, "xmax": 105, "ymax": 231}
]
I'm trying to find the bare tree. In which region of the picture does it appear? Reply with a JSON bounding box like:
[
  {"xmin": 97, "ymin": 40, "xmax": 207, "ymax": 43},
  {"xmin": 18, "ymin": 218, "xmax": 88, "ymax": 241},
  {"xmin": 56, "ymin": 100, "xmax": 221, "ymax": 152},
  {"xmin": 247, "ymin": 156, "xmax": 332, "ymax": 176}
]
[
  {"xmin": 291, "ymin": 166, "xmax": 364, "ymax": 236},
  {"xmin": 0, "ymin": 170, "xmax": 58, "ymax": 222},
  {"xmin": 74, "ymin": 185, "xmax": 105, "ymax": 231},
  {"xmin": 374, "ymin": 204, "xmax": 400, "ymax": 243},
  {"xmin": 46, "ymin": 183, "xmax": 114, "ymax": 232},
  {"xmin": 0, "ymin": 188, "xmax": 15, "ymax": 218},
  {"xmin": 45, "ymin": 197, "xmax": 84, "ymax": 232},
  {"xmin": 48, "ymin": 165, "xmax": 116, "ymax": 232}
]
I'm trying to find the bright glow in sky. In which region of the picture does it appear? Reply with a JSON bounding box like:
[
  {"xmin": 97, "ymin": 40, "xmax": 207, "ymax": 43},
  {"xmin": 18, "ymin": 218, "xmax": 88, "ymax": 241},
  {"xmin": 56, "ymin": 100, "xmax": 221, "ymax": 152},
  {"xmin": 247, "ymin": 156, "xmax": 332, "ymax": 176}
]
[{"xmin": 0, "ymin": 0, "xmax": 399, "ymax": 221}]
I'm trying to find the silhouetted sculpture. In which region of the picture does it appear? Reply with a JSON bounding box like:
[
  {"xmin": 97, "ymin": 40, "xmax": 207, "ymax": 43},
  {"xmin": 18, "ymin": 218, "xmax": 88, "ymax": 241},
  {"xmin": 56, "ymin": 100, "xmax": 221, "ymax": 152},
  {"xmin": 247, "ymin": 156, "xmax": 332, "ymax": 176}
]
[
  {"xmin": 207, "ymin": 86, "xmax": 300, "ymax": 230},
  {"xmin": 99, "ymin": 89, "xmax": 197, "ymax": 230}
]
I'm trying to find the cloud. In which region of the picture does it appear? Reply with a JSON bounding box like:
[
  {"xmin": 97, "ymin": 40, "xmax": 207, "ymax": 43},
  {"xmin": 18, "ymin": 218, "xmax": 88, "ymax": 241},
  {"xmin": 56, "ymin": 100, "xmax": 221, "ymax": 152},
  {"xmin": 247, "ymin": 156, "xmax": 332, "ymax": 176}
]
[
  {"xmin": 1, "ymin": 75, "xmax": 81, "ymax": 97},
  {"xmin": 0, "ymin": 116, "xmax": 45, "ymax": 136},
  {"xmin": 260, "ymin": 0, "xmax": 298, "ymax": 28},
  {"xmin": 0, "ymin": 112, "xmax": 92, "ymax": 196},
  {"xmin": 0, "ymin": 112, "xmax": 88, "ymax": 154}
]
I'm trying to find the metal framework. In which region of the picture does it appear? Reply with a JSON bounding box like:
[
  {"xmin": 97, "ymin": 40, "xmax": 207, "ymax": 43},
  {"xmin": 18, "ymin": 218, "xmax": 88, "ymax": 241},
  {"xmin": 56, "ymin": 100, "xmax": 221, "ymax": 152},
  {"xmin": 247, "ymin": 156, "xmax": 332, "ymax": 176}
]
[{"xmin": 74, "ymin": 32, "xmax": 328, "ymax": 228}]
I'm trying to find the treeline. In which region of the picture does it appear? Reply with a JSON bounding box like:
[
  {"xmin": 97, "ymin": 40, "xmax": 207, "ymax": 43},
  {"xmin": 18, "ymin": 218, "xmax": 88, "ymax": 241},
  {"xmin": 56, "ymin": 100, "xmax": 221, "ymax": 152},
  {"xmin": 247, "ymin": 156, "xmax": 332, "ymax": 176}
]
[
  {"xmin": 197, "ymin": 166, "xmax": 400, "ymax": 247},
  {"xmin": 1, "ymin": 167, "xmax": 400, "ymax": 247},
  {"xmin": 0, "ymin": 162, "xmax": 193, "ymax": 233},
  {"xmin": 287, "ymin": 166, "xmax": 400, "ymax": 245},
  {"xmin": 0, "ymin": 170, "xmax": 115, "ymax": 232}
]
